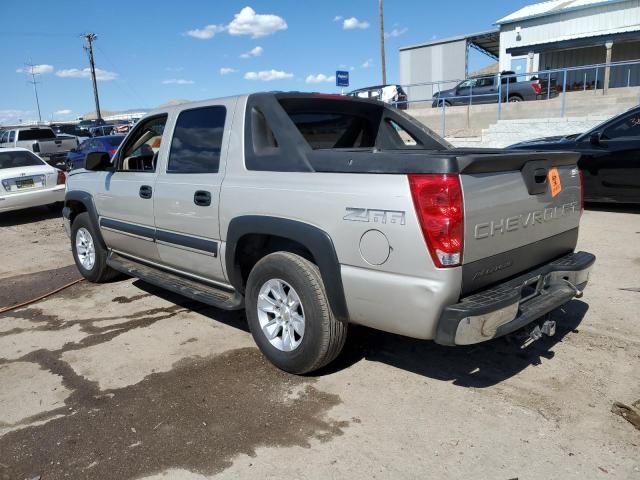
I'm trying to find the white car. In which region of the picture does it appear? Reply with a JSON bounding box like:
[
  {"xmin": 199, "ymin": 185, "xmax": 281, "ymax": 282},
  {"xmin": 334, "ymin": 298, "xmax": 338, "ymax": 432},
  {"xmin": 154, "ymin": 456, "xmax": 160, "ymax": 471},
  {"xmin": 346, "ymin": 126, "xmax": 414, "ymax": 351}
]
[{"xmin": 0, "ymin": 148, "xmax": 66, "ymax": 213}]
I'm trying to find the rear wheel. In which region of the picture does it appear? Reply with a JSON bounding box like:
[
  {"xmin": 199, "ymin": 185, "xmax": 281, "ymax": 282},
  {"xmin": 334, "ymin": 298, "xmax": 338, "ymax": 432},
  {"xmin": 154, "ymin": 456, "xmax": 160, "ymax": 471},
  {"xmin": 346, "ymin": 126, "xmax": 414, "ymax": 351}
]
[
  {"xmin": 71, "ymin": 212, "xmax": 119, "ymax": 282},
  {"xmin": 245, "ymin": 252, "xmax": 347, "ymax": 374}
]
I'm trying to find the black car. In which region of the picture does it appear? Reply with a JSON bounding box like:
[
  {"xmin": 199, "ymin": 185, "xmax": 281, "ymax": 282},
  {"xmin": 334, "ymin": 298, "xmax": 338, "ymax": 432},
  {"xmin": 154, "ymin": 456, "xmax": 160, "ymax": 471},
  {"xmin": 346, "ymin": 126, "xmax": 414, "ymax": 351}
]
[
  {"xmin": 510, "ymin": 106, "xmax": 640, "ymax": 204},
  {"xmin": 347, "ymin": 84, "xmax": 408, "ymax": 110}
]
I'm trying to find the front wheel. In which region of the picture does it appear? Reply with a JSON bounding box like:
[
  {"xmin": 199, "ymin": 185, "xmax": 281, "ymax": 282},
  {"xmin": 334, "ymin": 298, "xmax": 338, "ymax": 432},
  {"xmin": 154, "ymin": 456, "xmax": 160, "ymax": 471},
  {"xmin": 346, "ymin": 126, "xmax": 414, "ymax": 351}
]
[
  {"xmin": 508, "ymin": 95, "xmax": 523, "ymax": 103},
  {"xmin": 71, "ymin": 212, "xmax": 119, "ymax": 282},
  {"xmin": 245, "ymin": 252, "xmax": 347, "ymax": 374}
]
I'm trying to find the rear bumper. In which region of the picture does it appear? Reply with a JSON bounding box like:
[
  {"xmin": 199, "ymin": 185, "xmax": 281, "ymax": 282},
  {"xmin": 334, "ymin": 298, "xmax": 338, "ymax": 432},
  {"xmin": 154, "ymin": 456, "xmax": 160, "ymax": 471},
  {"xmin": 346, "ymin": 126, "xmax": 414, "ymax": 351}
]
[
  {"xmin": 0, "ymin": 185, "xmax": 65, "ymax": 213},
  {"xmin": 435, "ymin": 251, "xmax": 595, "ymax": 346}
]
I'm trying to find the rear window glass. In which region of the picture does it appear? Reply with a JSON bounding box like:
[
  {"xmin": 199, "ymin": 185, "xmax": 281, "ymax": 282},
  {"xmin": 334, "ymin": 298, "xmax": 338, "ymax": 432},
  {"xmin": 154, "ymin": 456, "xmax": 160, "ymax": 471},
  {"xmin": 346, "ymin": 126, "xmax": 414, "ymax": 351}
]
[
  {"xmin": 0, "ymin": 150, "xmax": 44, "ymax": 169},
  {"xmin": 17, "ymin": 129, "xmax": 56, "ymax": 141},
  {"xmin": 107, "ymin": 136, "xmax": 125, "ymax": 147},
  {"xmin": 286, "ymin": 112, "xmax": 377, "ymax": 149}
]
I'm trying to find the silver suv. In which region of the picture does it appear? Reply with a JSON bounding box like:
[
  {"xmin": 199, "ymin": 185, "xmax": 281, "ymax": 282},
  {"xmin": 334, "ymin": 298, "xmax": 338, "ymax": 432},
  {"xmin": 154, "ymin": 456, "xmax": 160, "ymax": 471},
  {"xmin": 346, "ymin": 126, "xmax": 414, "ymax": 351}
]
[{"xmin": 63, "ymin": 93, "xmax": 595, "ymax": 373}]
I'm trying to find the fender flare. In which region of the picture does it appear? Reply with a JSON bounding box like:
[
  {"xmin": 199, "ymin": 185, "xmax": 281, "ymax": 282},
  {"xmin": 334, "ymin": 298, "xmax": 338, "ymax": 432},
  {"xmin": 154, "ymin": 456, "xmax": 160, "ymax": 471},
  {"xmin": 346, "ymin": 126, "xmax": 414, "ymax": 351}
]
[
  {"xmin": 64, "ymin": 190, "xmax": 107, "ymax": 249},
  {"xmin": 225, "ymin": 216, "xmax": 349, "ymax": 323}
]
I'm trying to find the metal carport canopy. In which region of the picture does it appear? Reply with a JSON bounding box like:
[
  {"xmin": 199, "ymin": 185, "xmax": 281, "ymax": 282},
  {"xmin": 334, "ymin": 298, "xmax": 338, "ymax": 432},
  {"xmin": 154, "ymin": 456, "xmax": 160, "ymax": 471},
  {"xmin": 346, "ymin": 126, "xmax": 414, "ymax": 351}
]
[{"xmin": 399, "ymin": 29, "xmax": 500, "ymax": 60}]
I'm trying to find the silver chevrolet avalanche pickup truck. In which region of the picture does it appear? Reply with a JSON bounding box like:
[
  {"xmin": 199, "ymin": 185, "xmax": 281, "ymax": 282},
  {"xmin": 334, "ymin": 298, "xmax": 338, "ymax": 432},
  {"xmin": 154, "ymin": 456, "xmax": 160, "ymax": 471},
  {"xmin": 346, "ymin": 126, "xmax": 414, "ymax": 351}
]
[{"xmin": 63, "ymin": 92, "xmax": 595, "ymax": 373}]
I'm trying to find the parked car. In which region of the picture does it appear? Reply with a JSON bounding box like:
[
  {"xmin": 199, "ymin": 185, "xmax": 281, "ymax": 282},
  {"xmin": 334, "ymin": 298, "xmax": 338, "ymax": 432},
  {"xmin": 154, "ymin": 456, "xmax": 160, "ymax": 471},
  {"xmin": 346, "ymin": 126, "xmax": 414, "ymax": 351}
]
[
  {"xmin": 66, "ymin": 135, "xmax": 125, "ymax": 170},
  {"xmin": 432, "ymin": 71, "xmax": 557, "ymax": 107},
  {"xmin": 63, "ymin": 92, "xmax": 594, "ymax": 374},
  {"xmin": 509, "ymin": 106, "xmax": 640, "ymax": 204},
  {"xmin": 0, "ymin": 148, "xmax": 66, "ymax": 213},
  {"xmin": 51, "ymin": 123, "xmax": 84, "ymax": 138},
  {"xmin": 77, "ymin": 118, "xmax": 107, "ymax": 137},
  {"xmin": 348, "ymin": 84, "xmax": 408, "ymax": 109},
  {"xmin": 0, "ymin": 126, "xmax": 78, "ymax": 169}
]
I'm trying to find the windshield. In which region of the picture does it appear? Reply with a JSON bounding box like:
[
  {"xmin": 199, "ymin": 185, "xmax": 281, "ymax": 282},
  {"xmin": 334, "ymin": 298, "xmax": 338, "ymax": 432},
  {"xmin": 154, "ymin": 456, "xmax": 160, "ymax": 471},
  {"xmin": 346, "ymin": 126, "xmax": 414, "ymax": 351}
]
[
  {"xmin": 578, "ymin": 107, "xmax": 640, "ymax": 140},
  {"xmin": 0, "ymin": 150, "xmax": 45, "ymax": 169},
  {"xmin": 17, "ymin": 129, "xmax": 56, "ymax": 141}
]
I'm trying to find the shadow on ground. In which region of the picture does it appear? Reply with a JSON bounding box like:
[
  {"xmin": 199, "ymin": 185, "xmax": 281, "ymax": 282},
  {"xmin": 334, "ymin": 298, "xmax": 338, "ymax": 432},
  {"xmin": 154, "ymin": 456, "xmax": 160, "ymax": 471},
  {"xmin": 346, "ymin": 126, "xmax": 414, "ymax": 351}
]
[
  {"xmin": 0, "ymin": 205, "xmax": 62, "ymax": 227},
  {"xmin": 135, "ymin": 279, "xmax": 589, "ymax": 389},
  {"xmin": 322, "ymin": 300, "xmax": 589, "ymax": 387}
]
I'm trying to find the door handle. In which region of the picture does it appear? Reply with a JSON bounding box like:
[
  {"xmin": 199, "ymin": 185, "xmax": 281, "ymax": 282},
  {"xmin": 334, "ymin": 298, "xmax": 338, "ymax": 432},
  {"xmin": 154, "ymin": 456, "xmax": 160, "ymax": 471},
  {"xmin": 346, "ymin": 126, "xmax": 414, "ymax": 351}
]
[
  {"xmin": 139, "ymin": 185, "xmax": 153, "ymax": 199},
  {"xmin": 194, "ymin": 190, "xmax": 212, "ymax": 206}
]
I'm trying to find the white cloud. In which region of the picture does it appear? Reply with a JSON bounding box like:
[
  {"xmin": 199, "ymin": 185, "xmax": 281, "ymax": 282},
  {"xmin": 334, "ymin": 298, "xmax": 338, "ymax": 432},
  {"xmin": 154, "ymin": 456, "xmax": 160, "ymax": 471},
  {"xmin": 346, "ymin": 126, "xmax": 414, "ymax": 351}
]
[
  {"xmin": 0, "ymin": 109, "xmax": 33, "ymax": 124},
  {"xmin": 343, "ymin": 17, "xmax": 370, "ymax": 30},
  {"xmin": 361, "ymin": 59, "xmax": 374, "ymax": 68},
  {"xmin": 333, "ymin": 15, "xmax": 343, "ymax": 22},
  {"xmin": 227, "ymin": 7, "xmax": 287, "ymax": 38},
  {"xmin": 186, "ymin": 24, "xmax": 225, "ymax": 39},
  {"xmin": 240, "ymin": 46, "xmax": 263, "ymax": 58},
  {"xmin": 305, "ymin": 73, "xmax": 335, "ymax": 84},
  {"xmin": 161, "ymin": 79, "xmax": 195, "ymax": 85},
  {"xmin": 244, "ymin": 69, "xmax": 293, "ymax": 81},
  {"xmin": 16, "ymin": 64, "xmax": 54, "ymax": 75},
  {"xmin": 385, "ymin": 27, "xmax": 408, "ymax": 38},
  {"xmin": 54, "ymin": 109, "xmax": 72, "ymax": 116},
  {"xmin": 56, "ymin": 67, "xmax": 118, "ymax": 81},
  {"xmin": 220, "ymin": 67, "xmax": 238, "ymax": 75}
]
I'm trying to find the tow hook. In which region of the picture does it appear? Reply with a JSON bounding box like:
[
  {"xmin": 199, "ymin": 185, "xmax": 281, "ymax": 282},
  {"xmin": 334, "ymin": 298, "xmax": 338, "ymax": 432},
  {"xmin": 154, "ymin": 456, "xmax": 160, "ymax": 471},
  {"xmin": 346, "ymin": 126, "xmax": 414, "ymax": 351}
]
[{"xmin": 524, "ymin": 319, "xmax": 557, "ymax": 346}]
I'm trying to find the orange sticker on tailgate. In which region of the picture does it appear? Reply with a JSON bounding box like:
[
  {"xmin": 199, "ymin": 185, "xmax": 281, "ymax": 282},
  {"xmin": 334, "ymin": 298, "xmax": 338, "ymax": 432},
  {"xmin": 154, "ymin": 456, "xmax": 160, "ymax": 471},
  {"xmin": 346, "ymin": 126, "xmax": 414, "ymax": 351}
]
[{"xmin": 548, "ymin": 167, "xmax": 562, "ymax": 197}]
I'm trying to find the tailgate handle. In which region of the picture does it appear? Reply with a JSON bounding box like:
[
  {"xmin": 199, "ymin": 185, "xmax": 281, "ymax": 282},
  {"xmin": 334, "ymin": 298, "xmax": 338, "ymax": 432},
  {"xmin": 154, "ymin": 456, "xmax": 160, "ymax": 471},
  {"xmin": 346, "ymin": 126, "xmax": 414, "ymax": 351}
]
[{"xmin": 534, "ymin": 168, "xmax": 547, "ymax": 184}]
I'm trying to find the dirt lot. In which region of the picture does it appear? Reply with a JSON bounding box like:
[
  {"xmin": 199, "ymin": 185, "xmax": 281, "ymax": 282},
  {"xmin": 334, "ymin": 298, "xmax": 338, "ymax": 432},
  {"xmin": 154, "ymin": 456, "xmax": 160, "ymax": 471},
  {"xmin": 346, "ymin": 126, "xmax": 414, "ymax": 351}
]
[{"xmin": 0, "ymin": 205, "xmax": 639, "ymax": 479}]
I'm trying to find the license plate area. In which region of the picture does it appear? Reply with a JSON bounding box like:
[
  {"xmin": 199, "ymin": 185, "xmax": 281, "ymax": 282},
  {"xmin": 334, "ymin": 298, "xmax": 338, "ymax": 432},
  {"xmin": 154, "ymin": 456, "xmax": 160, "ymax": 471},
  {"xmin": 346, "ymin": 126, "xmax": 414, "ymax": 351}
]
[{"xmin": 16, "ymin": 178, "xmax": 35, "ymax": 189}]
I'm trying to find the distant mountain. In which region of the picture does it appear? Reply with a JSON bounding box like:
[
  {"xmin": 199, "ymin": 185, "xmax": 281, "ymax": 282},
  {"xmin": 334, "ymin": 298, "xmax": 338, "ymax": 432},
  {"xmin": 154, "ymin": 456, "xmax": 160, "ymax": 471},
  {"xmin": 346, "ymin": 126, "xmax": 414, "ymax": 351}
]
[{"xmin": 82, "ymin": 99, "xmax": 191, "ymax": 119}]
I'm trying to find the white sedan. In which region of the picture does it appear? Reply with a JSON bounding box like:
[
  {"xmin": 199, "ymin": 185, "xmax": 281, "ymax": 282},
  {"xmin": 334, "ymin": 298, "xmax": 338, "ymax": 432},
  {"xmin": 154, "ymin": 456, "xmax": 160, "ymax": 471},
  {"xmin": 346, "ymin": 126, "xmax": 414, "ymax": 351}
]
[{"xmin": 0, "ymin": 147, "xmax": 66, "ymax": 213}]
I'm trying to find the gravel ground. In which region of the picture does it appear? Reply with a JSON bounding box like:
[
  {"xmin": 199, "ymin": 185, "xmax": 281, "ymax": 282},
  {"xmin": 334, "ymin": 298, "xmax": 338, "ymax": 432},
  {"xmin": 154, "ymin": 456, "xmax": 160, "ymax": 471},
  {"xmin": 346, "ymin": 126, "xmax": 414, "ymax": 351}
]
[{"xmin": 0, "ymin": 205, "xmax": 638, "ymax": 480}]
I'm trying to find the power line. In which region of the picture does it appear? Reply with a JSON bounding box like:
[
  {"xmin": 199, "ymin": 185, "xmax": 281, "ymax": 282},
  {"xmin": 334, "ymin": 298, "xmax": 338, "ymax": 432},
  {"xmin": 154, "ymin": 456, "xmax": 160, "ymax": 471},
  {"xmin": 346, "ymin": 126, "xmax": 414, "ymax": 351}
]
[
  {"xmin": 24, "ymin": 63, "xmax": 43, "ymax": 123},
  {"xmin": 82, "ymin": 33, "xmax": 102, "ymax": 120},
  {"xmin": 95, "ymin": 44, "xmax": 147, "ymax": 106}
]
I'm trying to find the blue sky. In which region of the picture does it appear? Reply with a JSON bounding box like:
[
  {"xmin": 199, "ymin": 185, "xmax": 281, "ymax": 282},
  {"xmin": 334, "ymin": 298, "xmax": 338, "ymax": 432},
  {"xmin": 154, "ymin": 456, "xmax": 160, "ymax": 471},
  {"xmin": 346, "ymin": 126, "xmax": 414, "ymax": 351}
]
[{"xmin": 2, "ymin": 0, "xmax": 533, "ymax": 123}]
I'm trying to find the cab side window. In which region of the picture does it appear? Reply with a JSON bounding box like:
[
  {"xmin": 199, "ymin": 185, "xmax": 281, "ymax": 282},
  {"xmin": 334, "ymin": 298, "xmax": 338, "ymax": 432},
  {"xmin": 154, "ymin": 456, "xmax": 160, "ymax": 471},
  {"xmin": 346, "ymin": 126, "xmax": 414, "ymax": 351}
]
[
  {"xmin": 118, "ymin": 115, "xmax": 167, "ymax": 172},
  {"xmin": 603, "ymin": 113, "xmax": 640, "ymax": 140},
  {"xmin": 167, "ymin": 106, "xmax": 226, "ymax": 174}
]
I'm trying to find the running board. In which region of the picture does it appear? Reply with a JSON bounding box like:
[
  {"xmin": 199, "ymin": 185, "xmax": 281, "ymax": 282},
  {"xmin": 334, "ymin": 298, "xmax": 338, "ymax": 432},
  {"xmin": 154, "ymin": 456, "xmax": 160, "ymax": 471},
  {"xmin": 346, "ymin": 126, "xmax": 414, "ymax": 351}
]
[{"xmin": 107, "ymin": 252, "xmax": 244, "ymax": 310}]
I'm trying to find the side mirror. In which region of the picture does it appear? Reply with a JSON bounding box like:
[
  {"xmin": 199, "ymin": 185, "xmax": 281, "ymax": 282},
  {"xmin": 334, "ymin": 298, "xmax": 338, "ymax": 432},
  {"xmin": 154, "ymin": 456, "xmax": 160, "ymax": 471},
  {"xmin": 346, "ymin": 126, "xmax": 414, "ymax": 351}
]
[
  {"xmin": 85, "ymin": 152, "xmax": 113, "ymax": 171},
  {"xmin": 590, "ymin": 132, "xmax": 602, "ymax": 145}
]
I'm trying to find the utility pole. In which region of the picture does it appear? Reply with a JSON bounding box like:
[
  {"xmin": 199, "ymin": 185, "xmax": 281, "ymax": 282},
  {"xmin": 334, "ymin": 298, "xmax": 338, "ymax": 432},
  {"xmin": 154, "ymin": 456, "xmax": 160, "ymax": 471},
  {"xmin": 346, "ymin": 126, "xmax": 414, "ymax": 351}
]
[
  {"xmin": 379, "ymin": 0, "xmax": 387, "ymax": 85},
  {"xmin": 82, "ymin": 32, "xmax": 102, "ymax": 120},
  {"xmin": 24, "ymin": 63, "xmax": 43, "ymax": 123}
]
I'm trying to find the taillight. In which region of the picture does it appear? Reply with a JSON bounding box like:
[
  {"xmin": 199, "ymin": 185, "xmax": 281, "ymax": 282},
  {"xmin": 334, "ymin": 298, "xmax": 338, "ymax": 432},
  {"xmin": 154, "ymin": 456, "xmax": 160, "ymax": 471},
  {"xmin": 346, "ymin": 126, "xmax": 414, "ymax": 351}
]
[
  {"xmin": 408, "ymin": 174, "xmax": 464, "ymax": 268},
  {"xmin": 56, "ymin": 169, "xmax": 66, "ymax": 185},
  {"xmin": 531, "ymin": 82, "xmax": 542, "ymax": 94},
  {"xmin": 108, "ymin": 149, "xmax": 117, "ymax": 157},
  {"xmin": 579, "ymin": 169, "xmax": 585, "ymax": 214}
]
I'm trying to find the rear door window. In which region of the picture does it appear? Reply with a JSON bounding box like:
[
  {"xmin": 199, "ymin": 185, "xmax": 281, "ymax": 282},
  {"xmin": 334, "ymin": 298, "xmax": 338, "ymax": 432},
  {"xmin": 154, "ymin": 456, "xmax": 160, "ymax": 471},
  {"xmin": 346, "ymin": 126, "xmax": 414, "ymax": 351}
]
[
  {"xmin": 17, "ymin": 129, "xmax": 56, "ymax": 141},
  {"xmin": 167, "ymin": 106, "xmax": 226, "ymax": 174}
]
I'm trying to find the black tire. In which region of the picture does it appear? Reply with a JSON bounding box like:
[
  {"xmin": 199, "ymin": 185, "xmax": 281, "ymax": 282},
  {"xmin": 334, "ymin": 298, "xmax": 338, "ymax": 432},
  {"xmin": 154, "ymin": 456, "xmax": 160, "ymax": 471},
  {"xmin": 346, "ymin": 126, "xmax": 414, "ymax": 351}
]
[
  {"xmin": 508, "ymin": 95, "xmax": 523, "ymax": 103},
  {"xmin": 245, "ymin": 252, "xmax": 347, "ymax": 374},
  {"xmin": 71, "ymin": 212, "xmax": 119, "ymax": 283}
]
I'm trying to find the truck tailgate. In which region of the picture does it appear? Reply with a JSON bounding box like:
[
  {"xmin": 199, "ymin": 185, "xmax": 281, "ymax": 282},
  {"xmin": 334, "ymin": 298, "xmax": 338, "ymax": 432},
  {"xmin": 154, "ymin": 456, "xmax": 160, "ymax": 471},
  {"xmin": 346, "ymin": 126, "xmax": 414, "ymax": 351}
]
[{"xmin": 460, "ymin": 152, "xmax": 582, "ymax": 294}]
